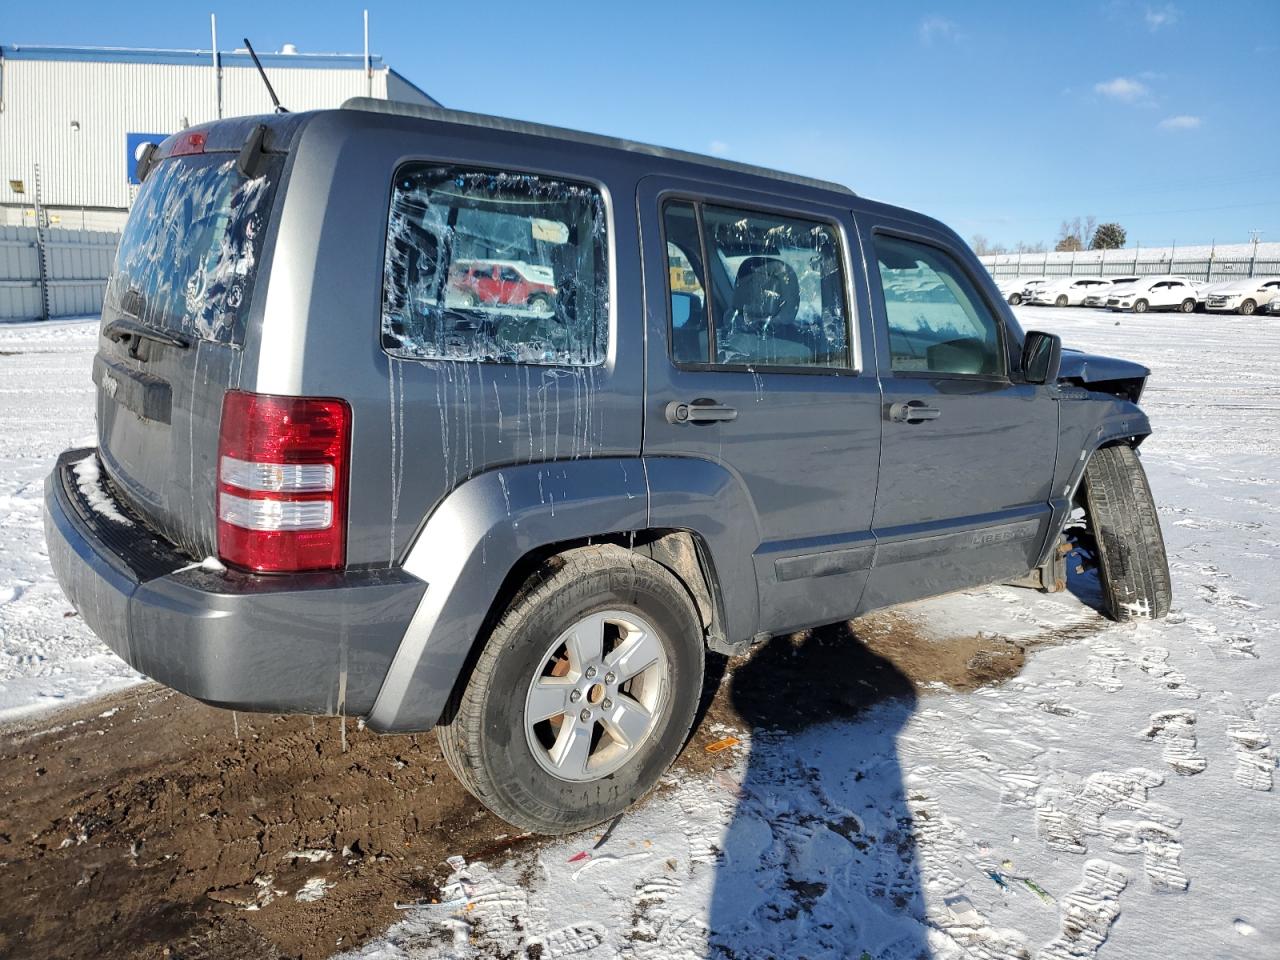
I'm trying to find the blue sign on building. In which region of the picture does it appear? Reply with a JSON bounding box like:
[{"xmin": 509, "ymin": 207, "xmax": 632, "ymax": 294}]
[{"xmin": 126, "ymin": 133, "xmax": 169, "ymax": 184}]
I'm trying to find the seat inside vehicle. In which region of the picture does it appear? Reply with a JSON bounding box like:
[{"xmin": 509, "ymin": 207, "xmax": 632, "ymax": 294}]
[{"xmin": 717, "ymin": 256, "xmax": 814, "ymax": 366}]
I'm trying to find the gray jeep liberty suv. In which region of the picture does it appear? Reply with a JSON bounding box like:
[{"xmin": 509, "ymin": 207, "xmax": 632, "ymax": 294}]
[{"xmin": 45, "ymin": 99, "xmax": 1171, "ymax": 834}]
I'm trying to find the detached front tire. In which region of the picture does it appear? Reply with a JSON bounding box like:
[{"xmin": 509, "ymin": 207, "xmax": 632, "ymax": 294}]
[
  {"xmin": 437, "ymin": 545, "xmax": 704, "ymax": 835},
  {"xmin": 1083, "ymin": 444, "xmax": 1172, "ymax": 621}
]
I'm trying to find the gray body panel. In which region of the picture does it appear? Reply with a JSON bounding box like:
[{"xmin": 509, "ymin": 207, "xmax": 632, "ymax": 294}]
[
  {"xmin": 45, "ymin": 450, "xmax": 424, "ymax": 715},
  {"xmin": 45, "ymin": 105, "xmax": 1158, "ymax": 732},
  {"xmin": 637, "ymin": 175, "xmax": 884, "ymax": 638},
  {"xmin": 851, "ymin": 205, "xmax": 1059, "ymax": 609}
]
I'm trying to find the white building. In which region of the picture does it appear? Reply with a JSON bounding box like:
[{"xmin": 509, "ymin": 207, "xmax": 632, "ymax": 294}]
[{"xmin": 0, "ymin": 43, "xmax": 436, "ymax": 229}]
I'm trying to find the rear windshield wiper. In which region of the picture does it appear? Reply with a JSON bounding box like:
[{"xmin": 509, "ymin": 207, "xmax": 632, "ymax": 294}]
[{"xmin": 103, "ymin": 317, "xmax": 192, "ymax": 350}]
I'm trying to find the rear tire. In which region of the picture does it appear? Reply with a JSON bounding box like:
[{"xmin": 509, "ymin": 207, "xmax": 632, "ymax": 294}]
[
  {"xmin": 1056, "ymin": 295, "xmax": 1069, "ymax": 307},
  {"xmin": 437, "ymin": 545, "xmax": 705, "ymax": 834},
  {"xmin": 1009, "ymin": 293, "xmax": 1022, "ymax": 305},
  {"xmin": 1240, "ymin": 299, "xmax": 1257, "ymax": 316},
  {"xmin": 1180, "ymin": 298, "xmax": 1195, "ymax": 313},
  {"xmin": 1083, "ymin": 444, "xmax": 1172, "ymax": 621},
  {"xmin": 1133, "ymin": 299, "xmax": 1149, "ymax": 314}
]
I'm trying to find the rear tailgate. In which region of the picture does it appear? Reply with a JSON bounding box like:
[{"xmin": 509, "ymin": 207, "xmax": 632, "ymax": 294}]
[{"xmin": 95, "ymin": 132, "xmax": 284, "ymax": 559}]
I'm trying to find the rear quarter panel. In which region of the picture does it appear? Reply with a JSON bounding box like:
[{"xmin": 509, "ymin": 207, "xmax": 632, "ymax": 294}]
[{"xmin": 241, "ymin": 111, "xmax": 645, "ymax": 567}]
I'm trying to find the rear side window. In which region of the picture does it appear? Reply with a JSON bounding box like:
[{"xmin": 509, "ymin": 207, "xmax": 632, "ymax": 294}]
[
  {"xmin": 381, "ymin": 165, "xmax": 609, "ymax": 366},
  {"xmin": 106, "ymin": 154, "xmax": 281, "ymax": 345},
  {"xmin": 661, "ymin": 200, "xmax": 849, "ymax": 369},
  {"xmin": 873, "ymin": 234, "xmax": 1006, "ymax": 377}
]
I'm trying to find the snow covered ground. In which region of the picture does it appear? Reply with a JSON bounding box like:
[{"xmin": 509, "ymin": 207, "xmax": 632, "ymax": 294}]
[
  {"xmin": 1, "ymin": 307, "xmax": 1277, "ymax": 958},
  {"xmin": 0, "ymin": 318, "xmax": 141, "ymax": 720},
  {"xmin": 339, "ymin": 307, "xmax": 1280, "ymax": 960}
]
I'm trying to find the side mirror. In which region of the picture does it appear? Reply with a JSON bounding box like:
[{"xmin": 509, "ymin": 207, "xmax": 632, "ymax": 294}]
[
  {"xmin": 1022, "ymin": 330, "xmax": 1062, "ymax": 384},
  {"xmin": 670, "ymin": 291, "xmax": 697, "ymax": 328}
]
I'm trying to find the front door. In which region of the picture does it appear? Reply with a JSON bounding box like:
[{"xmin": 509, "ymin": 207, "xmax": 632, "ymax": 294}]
[
  {"xmin": 854, "ymin": 214, "xmax": 1059, "ymax": 611},
  {"xmin": 639, "ymin": 177, "xmax": 883, "ymax": 636}
]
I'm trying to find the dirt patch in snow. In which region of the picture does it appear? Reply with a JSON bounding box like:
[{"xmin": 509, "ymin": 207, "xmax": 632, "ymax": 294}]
[
  {"xmin": 0, "ymin": 686, "xmax": 514, "ymax": 960},
  {"xmin": 0, "ymin": 609, "xmax": 1059, "ymax": 959},
  {"xmin": 677, "ymin": 610, "xmax": 1032, "ymax": 777}
]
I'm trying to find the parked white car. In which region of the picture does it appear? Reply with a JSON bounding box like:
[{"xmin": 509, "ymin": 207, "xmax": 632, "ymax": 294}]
[
  {"xmin": 1266, "ymin": 293, "xmax": 1280, "ymax": 316},
  {"xmin": 995, "ymin": 276, "xmax": 1045, "ymax": 305},
  {"xmin": 1203, "ymin": 277, "xmax": 1280, "ymax": 316},
  {"xmin": 1196, "ymin": 279, "xmax": 1235, "ymax": 307},
  {"xmin": 1105, "ymin": 276, "xmax": 1199, "ymax": 314},
  {"xmin": 1017, "ymin": 278, "xmax": 1054, "ymax": 305},
  {"xmin": 1029, "ymin": 277, "xmax": 1113, "ymax": 307},
  {"xmin": 1082, "ymin": 277, "xmax": 1139, "ymax": 308}
]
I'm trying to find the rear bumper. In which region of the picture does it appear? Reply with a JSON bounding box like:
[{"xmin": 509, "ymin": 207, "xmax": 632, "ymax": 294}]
[{"xmin": 44, "ymin": 449, "xmax": 426, "ymax": 716}]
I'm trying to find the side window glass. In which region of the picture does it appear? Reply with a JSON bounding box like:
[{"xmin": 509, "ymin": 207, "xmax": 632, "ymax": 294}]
[
  {"xmin": 700, "ymin": 204, "xmax": 849, "ymax": 368},
  {"xmin": 661, "ymin": 201, "xmax": 711, "ymax": 365},
  {"xmin": 873, "ymin": 234, "xmax": 1005, "ymax": 377},
  {"xmin": 381, "ymin": 165, "xmax": 608, "ymax": 365}
]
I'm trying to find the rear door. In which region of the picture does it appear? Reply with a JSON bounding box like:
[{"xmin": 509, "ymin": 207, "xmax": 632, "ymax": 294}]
[
  {"xmin": 96, "ymin": 144, "xmax": 284, "ymax": 560},
  {"xmin": 854, "ymin": 213, "xmax": 1058, "ymax": 611},
  {"xmin": 639, "ymin": 177, "xmax": 882, "ymax": 634}
]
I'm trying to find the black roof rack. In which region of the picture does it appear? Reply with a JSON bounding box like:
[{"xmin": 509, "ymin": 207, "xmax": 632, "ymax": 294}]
[{"xmin": 340, "ymin": 97, "xmax": 855, "ymax": 197}]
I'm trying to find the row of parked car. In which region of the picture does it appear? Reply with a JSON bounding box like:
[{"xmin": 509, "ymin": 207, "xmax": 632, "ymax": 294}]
[{"xmin": 995, "ymin": 274, "xmax": 1280, "ymax": 315}]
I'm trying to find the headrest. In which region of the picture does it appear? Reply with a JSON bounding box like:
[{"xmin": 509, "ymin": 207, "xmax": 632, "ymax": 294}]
[{"xmin": 732, "ymin": 256, "xmax": 799, "ymax": 328}]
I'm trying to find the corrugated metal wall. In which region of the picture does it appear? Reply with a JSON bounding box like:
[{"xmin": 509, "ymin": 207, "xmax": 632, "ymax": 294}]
[
  {"xmin": 0, "ymin": 56, "xmax": 394, "ymax": 211},
  {"xmin": 0, "ymin": 226, "xmax": 44, "ymax": 321},
  {"xmin": 0, "ymin": 225, "xmax": 118, "ymax": 321}
]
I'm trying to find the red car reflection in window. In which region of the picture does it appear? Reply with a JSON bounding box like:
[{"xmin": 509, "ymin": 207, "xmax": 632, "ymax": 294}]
[{"xmin": 449, "ymin": 260, "xmax": 556, "ymax": 312}]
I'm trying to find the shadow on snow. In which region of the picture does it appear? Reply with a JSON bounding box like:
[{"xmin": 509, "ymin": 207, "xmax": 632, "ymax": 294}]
[{"xmin": 707, "ymin": 622, "xmax": 930, "ymax": 960}]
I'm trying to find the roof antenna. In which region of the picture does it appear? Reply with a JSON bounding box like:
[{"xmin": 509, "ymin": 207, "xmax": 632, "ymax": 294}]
[{"xmin": 243, "ymin": 37, "xmax": 288, "ymax": 113}]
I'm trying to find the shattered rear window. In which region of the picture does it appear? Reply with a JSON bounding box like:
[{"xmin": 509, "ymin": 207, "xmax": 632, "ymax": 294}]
[
  {"xmin": 106, "ymin": 153, "xmax": 280, "ymax": 345},
  {"xmin": 381, "ymin": 165, "xmax": 609, "ymax": 366}
]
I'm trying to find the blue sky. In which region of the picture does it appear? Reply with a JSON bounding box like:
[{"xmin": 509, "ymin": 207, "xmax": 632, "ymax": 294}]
[{"xmin": 8, "ymin": 1, "xmax": 1278, "ymax": 249}]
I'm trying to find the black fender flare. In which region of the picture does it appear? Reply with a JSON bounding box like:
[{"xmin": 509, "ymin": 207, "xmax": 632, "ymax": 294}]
[{"xmin": 366, "ymin": 455, "xmax": 762, "ymax": 731}]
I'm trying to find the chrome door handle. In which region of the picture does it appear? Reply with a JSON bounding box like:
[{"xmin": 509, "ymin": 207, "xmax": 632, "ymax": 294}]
[
  {"xmin": 887, "ymin": 400, "xmax": 941, "ymax": 423},
  {"xmin": 666, "ymin": 399, "xmax": 738, "ymax": 424}
]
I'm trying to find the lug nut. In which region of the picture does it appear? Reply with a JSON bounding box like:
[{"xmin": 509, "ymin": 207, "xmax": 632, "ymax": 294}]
[
  {"xmin": 569, "ymin": 689, "xmax": 581, "ymax": 703},
  {"xmin": 602, "ymin": 698, "xmax": 613, "ymax": 710},
  {"xmin": 604, "ymin": 672, "xmax": 616, "ymax": 684},
  {"xmin": 579, "ymin": 708, "xmax": 592, "ymax": 723},
  {"xmin": 585, "ymin": 666, "xmax": 597, "ymax": 679}
]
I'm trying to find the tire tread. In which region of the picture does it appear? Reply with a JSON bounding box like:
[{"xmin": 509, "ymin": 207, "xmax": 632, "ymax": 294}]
[
  {"xmin": 1083, "ymin": 444, "xmax": 1172, "ymax": 621},
  {"xmin": 437, "ymin": 545, "xmax": 702, "ymax": 834}
]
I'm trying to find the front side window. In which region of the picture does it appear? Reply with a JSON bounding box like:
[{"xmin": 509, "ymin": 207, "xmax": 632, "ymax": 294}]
[
  {"xmin": 873, "ymin": 234, "xmax": 1005, "ymax": 377},
  {"xmin": 382, "ymin": 165, "xmax": 609, "ymax": 365},
  {"xmin": 661, "ymin": 200, "xmax": 849, "ymax": 369}
]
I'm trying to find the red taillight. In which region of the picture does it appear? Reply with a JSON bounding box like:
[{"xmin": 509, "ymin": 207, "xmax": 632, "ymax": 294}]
[
  {"xmin": 216, "ymin": 391, "xmax": 351, "ymax": 573},
  {"xmin": 170, "ymin": 131, "xmax": 207, "ymax": 156}
]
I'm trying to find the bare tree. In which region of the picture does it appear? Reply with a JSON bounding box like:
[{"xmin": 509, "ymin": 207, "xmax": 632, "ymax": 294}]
[
  {"xmin": 1056, "ymin": 216, "xmax": 1099, "ymax": 251},
  {"xmin": 969, "ymin": 234, "xmax": 1007, "ymax": 257}
]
